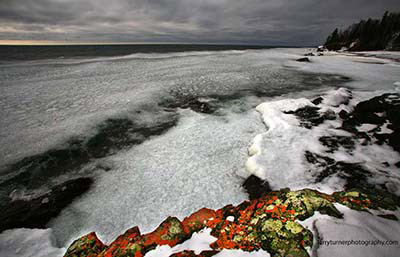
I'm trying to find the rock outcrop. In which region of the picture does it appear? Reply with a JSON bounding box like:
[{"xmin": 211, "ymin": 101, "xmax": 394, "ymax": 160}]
[{"xmin": 64, "ymin": 188, "xmax": 399, "ymax": 257}]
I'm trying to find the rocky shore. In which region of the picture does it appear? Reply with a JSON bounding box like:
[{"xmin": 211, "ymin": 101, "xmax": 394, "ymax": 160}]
[
  {"xmin": 63, "ymin": 89, "xmax": 400, "ymax": 257},
  {"xmin": 63, "ymin": 187, "xmax": 399, "ymax": 257}
]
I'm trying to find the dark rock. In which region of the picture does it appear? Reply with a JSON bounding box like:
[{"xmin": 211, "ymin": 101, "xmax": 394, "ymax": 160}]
[
  {"xmin": 296, "ymin": 57, "xmax": 311, "ymax": 62},
  {"xmin": 395, "ymin": 162, "xmax": 400, "ymax": 168},
  {"xmin": 163, "ymin": 98, "xmax": 217, "ymax": 114},
  {"xmin": 285, "ymin": 106, "xmax": 328, "ymax": 129},
  {"xmin": 304, "ymin": 151, "xmax": 370, "ymax": 189},
  {"xmin": 338, "ymin": 110, "xmax": 349, "ymax": 120},
  {"xmin": 319, "ymin": 136, "xmax": 355, "ymax": 153},
  {"xmin": 304, "ymin": 53, "xmax": 315, "ymax": 57},
  {"xmin": 322, "ymin": 109, "xmax": 336, "ymax": 120},
  {"xmin": 378, "ymin": 214, "xmax": 399, "ymax": 221},
  {"xmin": 242, "ymin": 175, "xmax": 271, "ymax": 200},
  {"xmin": 183, "ymin": 99, "xmax": 216, "ymax": 114},
  {"xmin": 341, "ymin": 93, "xmax": 400, "ymax": 153},
  {"xmin": 0, "ymin": 177, "xmax": 93, "ymax": 232},
  {"xmin": 311, "ymin": 97, "xmax": 323, "ymax": 105}
]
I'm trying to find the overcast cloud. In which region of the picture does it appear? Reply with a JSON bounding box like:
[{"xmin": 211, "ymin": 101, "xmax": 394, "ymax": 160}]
[{"xmin": 0, "ymin": 0, "xmax": 399, "ymax": 45}]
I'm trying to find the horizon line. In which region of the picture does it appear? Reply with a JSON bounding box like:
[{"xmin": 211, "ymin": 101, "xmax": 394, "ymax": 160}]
[{"xmin": 0, "ymin": 40, "xmax": 312, "ymax": 47}]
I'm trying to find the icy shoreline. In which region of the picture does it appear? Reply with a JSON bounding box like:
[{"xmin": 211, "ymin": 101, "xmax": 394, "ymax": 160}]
[{"xmin": 1, "ymin": 48, "xmax": 400, "ymax": 256}]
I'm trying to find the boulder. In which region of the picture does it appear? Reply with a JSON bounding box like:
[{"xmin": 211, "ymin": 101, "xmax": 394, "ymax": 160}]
[{"xmin": 296, "ymin": 57, "xmax": 311, "ymax": 62}]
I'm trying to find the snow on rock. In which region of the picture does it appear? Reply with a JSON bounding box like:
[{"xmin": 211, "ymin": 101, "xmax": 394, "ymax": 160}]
[
  {"xmin": 0, "ymin": 228, "xmax": 65, "ymax": 257},
  {"xmin": 63, "ymin": 188, "xmax": 399, "ymax": 257},
  {"xmin": 145, "ymin": 228, "xmax": 216, "ymax": 257},
  {"xmin": 315, "ymin": 204, "xmax": 400, "ymax": 257},
  {"xmin": 214, "ymin": 249, "xmax": 271, "ymax": 256},
  {"xmin": 246, "ymin": 88, "xmax": 400, "ymax": 195},
  {"xmin": 245, "ymin": 97, "xmax": 321, "ymax": 188}
]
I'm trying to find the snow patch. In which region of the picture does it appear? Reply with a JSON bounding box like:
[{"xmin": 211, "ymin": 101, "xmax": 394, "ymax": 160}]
[
  {"xmin": 315, "ymin": 204, "xmax": 400, "ymax": 257},
  {"xmin": 214, "ymin": 249, "xmax": 271, "ymax": 257},
  {"xmin": 145, "ymin": 228, "xmax": 216, "ymax": 257}
]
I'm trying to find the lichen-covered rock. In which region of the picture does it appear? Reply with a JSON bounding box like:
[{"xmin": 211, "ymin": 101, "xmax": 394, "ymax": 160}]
[
  {"xmin": 64, "ymin": 188, "xmax": 399, "ymax": 257},
  {"xmin": 141, "ymin": 216, "xmax": 187, "ymax": 249},
  {"xmin": 97, "ymin": 227, "xmax": 142, "ymax": 257},
  {"xmin": 333, "ymin": 188, "xmax": 400, "ymax": 212},
  {"xmin": 64, "ymin": 232, "xmax": 106, "ymax": 257},
  {"xmin": 181, "ymin": 208, "xmax": 216, "ymax": 234}
]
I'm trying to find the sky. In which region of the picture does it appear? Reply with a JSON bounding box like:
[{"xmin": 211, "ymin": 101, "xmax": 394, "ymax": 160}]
[{"xmin": 0, "ymin": 0, "xmax": 399, "ymax": 46}]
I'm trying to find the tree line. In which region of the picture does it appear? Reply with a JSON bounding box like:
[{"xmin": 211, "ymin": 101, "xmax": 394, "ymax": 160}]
[{"xmin": 324, "ymin": 11, "xmax": 400, "ymax": 51}]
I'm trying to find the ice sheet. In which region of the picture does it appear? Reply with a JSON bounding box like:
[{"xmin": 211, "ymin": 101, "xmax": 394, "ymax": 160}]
[{"xmin": 0, "ymin": 228, "xmax": 64, "ymax": 257}]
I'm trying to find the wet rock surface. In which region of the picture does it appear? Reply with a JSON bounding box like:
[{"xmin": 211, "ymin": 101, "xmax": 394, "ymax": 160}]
[
  {"xmin": 284, "ymin": 106, "xmax": 336, "ymax": 129},
  {"xmin": 64, "ymin": 188, "xmax": 399, "ymax": 257},
  {"xmin": 0, "ymin": 177, "xmax": 93, "ymax": 233}
]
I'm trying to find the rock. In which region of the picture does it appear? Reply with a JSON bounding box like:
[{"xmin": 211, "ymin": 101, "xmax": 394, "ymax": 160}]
[
  {"xmin": 378, "ymin": 214, "xmax": 399, "ymax": 221},
  {"xmin": 296, "ymin": 57, "xmax": 311, "ymax": 62},
  {"xmin": 97, "ymin": 227, "xmax": 142, "ymax": 257},
  {"xmin": 0, "ymin": 177, "xmax": 93, "ymax": 233},
  {"xmin": 304, "ymin": 53, "xmax": 315, "ymax": 57},
  {"xmin": 311, "ymin": 97, "xmax": 323, "ymax": 105},
  {"xmin": 338, "ymin": 110, "xmax": 349, "ymax": 120},
  {"xmin": 141, "ymin": 217, "xmax": 187, "ymax": 248},
  {"xmin": 242, "ymin": 175, "xmax": 271, "ymax": 200},
  {"xmin": 64, "ymin": 188, "xmax": 400, "ymax": 257},
  {"xmin": 64, "ymin": 232, "xmax": 106, "ymax": 257},
  {"xmin": 285, "ymin": 106, "xmax": 327, "ymax": 129},
  {"xmin": 342, "ymin": 93, "xmax": 400, "ymax": 153},
  {"xmin": 181, "ymin": 208, "xmax": 216, "ymax": 234},
  {"xmin": 322, "ymin": 109, "xmax": 336, "ymax": 120},
  {"xmin": 163, "ymin": 98, "xmax": 217, "ymax": 114},
  {"xmin": 319, "ymin": 136, "xmax": 355, "ymax": 153}
]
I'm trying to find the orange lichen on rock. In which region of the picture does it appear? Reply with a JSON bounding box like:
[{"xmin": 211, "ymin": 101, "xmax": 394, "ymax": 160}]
[
  {"xmin": 64, "ymin": 188, "xmax": 399, "ymax": 257},
  {"xmin": 64, "ymin": 232, "xmax": 106, "ymax": 257},
  {"xmin": 181, "ymin": 208, "xmax": 217, "ymax": 234},
  {"xmin": 97, "ymin": 227, "xmax": 141, "ymax": 257}
]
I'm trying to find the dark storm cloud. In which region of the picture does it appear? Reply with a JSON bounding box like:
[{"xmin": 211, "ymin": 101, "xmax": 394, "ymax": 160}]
[{"xmin": 0, "ymin": 0, "xmax": 399, "ymax": 45}]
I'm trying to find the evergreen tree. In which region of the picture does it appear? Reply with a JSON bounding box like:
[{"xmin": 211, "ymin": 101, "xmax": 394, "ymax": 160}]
[{"xmin": 324, "ymin": 11, "xmax": 400, "ymax": 51}]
